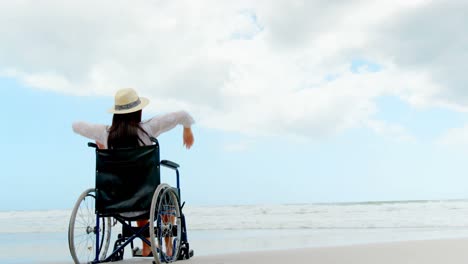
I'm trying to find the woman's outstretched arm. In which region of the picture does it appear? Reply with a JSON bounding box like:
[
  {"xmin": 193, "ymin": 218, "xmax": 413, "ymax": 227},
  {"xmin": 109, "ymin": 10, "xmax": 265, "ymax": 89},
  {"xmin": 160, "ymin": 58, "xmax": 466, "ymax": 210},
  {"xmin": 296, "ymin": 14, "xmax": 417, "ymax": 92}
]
[
  {"xmin": 72, "ymin": 121, "xmax": 108, "ymax": 147},
  {"xmin": 145, "ymin": 111, "xmax": 195, "ymax": 147}
]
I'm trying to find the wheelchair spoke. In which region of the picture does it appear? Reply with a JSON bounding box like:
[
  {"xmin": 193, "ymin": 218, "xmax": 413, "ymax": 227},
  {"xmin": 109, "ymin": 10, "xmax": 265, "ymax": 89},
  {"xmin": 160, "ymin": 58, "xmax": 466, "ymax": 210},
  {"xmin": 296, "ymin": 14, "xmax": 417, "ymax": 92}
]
[
  {"xmin": 69, "ymin": 189, "xmax": 112, "ymax": 264},
  {"xmin": 152, "ymin": 187, "xmax": 182, "ymax": 263}
]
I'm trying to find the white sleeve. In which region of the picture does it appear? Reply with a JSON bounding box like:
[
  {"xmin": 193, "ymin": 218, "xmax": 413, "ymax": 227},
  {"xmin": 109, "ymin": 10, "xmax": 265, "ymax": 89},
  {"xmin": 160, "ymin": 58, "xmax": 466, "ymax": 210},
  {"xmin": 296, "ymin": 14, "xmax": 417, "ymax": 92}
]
[
  {"xmin": 72, "ymin": 121, "xmax": 108, "ymax": 145},
  {"xmin": 145, "ymin": 111, "xmax": 195, "ymax": 138}
]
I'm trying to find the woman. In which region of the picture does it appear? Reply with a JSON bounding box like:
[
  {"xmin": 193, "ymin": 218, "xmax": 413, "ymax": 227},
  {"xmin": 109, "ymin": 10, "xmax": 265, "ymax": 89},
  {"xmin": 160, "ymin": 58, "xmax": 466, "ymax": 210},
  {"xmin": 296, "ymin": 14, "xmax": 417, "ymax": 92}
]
[{"xmin": 72, "ymin": 88, "xmax": 194, "ymax": 257}]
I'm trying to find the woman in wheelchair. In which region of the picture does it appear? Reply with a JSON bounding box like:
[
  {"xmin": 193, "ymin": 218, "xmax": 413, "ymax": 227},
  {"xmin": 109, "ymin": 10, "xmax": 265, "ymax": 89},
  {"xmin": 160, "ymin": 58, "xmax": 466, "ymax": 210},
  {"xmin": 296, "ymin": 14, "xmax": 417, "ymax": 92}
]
[{"xmin": 72, "ymin": 88, "xmax": 194, "ymax": 257}]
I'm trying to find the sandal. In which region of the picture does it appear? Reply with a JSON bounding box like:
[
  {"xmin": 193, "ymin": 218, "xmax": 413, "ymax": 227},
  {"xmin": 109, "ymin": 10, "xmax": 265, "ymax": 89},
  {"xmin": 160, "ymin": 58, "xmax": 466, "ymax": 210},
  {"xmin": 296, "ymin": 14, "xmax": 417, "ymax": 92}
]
[{"xmin": 132, "ymin": 247, "xmax": 153, "ymax": 257}]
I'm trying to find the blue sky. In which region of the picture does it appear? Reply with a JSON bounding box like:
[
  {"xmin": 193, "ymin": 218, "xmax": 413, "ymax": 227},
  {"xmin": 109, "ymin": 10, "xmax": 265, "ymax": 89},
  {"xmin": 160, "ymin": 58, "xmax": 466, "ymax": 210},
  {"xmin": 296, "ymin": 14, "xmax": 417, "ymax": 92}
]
[
  {"xmin": 2, "ymin": 75, "xmax": 468, "ymax": 211},
  {"xmin": 1, "ymin": 1, "xmax": 468, "ymax": 210}
]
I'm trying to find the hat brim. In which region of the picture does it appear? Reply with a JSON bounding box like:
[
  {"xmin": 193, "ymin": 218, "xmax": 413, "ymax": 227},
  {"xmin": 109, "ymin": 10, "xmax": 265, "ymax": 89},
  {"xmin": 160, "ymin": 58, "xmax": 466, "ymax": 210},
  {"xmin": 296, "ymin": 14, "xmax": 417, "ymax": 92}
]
[{"xmin": 107, "ymin": 97, "xmax": 150, "ymax": 114}]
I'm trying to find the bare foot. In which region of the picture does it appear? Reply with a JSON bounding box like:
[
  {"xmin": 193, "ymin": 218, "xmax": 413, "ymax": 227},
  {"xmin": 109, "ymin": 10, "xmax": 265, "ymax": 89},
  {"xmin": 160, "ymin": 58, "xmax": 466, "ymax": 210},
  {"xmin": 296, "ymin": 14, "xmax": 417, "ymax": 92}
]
[{"xmin": 142, "ymin": 244, "xmax": 152, "ymax": 256}]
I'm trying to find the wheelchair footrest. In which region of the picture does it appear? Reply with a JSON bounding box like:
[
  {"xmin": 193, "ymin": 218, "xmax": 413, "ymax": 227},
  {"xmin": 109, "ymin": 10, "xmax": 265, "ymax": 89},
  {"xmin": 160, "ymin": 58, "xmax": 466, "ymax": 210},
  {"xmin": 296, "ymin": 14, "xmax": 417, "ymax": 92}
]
[
  {"xmin": 132, "ymin": 247, "xmax": 153, "ymax": 257},
  {"xmin": 110, "ymin": 235, "xmax": 125, "ymax": 262},
  {"xmin": 178, "ymin": 241, "xmax": 193, "ymax": 260}
]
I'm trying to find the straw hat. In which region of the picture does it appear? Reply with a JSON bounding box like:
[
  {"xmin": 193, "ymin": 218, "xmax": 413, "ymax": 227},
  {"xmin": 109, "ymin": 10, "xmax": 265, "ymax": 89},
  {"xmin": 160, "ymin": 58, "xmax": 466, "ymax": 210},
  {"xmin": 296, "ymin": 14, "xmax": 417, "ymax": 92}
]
[{"xmin": 108, "ymin": 88, "xmax": 150, "ymax": 114}]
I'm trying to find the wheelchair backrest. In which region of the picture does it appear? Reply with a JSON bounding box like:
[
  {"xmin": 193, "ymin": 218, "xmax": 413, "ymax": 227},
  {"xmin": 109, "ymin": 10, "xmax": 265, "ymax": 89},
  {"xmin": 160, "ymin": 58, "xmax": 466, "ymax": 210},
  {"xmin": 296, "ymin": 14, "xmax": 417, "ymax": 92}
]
[{"xmin": 93, "ymin": 139, "xmax": 160, "ymax": 215}]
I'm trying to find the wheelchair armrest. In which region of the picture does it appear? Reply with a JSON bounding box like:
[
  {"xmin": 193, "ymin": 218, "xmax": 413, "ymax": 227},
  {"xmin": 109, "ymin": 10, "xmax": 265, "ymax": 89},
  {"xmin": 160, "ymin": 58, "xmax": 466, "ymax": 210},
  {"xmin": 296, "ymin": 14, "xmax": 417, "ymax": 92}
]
[
  {"xmin": 88, "ymin": 142, "xmax": 98, "ymax": 148},
  {"xmin": 161, "ymin": 160, "xmax": 180, "ymax": 170}
]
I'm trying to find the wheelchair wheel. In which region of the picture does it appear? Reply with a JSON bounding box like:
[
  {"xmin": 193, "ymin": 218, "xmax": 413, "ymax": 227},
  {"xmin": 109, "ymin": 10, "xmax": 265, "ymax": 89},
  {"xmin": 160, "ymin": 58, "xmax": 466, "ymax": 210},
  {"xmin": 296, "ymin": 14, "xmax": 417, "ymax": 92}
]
[
  {"xmin": 149, "ymin": 184, "xmax": 182, "ymax": 263},
  {"xmin": 68, "ymin": 188, "xmax": 112, "ymax": 264}
]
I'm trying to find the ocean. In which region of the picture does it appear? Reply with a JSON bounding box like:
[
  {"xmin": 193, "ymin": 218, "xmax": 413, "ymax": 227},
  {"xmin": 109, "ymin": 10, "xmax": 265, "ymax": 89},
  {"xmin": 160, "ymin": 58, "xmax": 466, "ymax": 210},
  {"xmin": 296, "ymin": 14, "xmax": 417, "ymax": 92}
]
[{"xmin": 2, "ymin": 200, "xmax": 468, "ymax": 263}]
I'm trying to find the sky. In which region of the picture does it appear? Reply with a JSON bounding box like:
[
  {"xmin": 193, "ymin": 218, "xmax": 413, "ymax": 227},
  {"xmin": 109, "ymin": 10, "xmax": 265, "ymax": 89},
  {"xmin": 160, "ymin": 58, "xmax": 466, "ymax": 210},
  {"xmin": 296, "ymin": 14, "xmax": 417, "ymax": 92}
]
[{"xmin": 1, "ymin": 1, "xmax": 468, "ymax": 210}]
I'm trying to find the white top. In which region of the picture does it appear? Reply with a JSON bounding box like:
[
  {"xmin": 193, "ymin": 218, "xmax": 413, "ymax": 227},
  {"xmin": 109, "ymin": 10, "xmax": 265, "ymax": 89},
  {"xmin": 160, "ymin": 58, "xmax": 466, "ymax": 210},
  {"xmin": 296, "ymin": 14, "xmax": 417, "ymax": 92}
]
[{"xmin": 72, "ymin": 111, "xmax": 194, "ymax": 148}]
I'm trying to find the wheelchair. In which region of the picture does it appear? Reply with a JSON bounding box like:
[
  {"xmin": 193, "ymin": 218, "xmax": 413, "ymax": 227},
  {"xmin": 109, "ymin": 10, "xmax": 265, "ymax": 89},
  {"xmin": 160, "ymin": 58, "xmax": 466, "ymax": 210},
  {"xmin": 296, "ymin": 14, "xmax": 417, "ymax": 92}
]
[{"xmin": 68, "ymin": 138, "xmax": 193, "ymax": 264}]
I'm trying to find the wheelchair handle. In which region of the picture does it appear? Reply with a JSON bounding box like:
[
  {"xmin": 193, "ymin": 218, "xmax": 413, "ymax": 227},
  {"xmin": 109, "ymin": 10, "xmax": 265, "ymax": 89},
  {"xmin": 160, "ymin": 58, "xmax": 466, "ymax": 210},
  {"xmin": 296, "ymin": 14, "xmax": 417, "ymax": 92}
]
[
  {"xmin": 88, "ymin": 142, "xmax": 98, "ymax": 148},
  {"xmin": 161, "ymin": 160, "xmax": 180, "ymax": 169}
]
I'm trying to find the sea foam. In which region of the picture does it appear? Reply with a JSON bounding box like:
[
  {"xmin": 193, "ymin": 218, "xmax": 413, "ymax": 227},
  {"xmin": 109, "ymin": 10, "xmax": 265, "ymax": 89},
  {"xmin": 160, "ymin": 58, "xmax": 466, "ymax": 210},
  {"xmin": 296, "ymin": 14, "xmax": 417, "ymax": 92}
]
[{"xmin": 2, "ymin": 200, "xmax": 468, "ymax": 234}]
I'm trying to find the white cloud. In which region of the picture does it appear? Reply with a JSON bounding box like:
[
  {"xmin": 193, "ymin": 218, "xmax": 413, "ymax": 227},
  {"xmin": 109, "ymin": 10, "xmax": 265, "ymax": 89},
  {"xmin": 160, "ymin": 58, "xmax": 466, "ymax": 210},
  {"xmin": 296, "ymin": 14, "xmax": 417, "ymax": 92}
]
[
  {"xmin": 366, "ymin": 120, "xmax": 415, "ymax": 142},
  {"xmin": 438, "ymin": 124, "xmax": 468, "ymax": 147},
  {"xmin": 0, "ymin": 0, "xmax": 466, "ymax": 140}
]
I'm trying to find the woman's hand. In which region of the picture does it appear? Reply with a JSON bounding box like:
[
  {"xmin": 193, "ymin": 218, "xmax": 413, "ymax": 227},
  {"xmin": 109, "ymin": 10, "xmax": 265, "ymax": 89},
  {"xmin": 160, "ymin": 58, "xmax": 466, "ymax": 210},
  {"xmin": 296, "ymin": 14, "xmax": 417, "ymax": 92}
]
[
  {"xmin": 183, "ymin": 127, "xmax": 194, "ymax": 149},
  {"xmin": 96, "ymin": 141, "xmax": 105, "ymax": 149}
]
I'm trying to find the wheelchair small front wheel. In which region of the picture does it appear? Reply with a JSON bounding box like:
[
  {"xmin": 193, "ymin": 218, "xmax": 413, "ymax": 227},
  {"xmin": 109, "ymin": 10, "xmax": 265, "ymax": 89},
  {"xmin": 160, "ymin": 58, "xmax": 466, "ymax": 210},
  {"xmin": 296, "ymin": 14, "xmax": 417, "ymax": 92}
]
[
  {"xmin": 68, "ymin": 188, "xmax": 111, "ymax": 264},
  {"xmin": 150, "ymin": 184, "xmax": 182, "ymax": 264}
]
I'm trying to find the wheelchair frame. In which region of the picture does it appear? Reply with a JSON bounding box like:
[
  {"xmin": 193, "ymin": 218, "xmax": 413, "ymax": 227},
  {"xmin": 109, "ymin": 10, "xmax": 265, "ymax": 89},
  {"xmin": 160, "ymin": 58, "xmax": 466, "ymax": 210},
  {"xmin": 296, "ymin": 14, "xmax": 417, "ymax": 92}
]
[{"xmin": 68, "ymin": 138, "xmax": 193, "ymax": 264}]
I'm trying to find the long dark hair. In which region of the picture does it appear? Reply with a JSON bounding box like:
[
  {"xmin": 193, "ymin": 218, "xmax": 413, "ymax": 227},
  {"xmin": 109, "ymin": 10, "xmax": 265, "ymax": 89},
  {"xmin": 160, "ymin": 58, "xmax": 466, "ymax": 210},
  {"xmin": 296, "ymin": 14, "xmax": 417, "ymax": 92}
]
[{"xmin": 107, "ymin": 110, "xmax": 149, "ymax": 149}]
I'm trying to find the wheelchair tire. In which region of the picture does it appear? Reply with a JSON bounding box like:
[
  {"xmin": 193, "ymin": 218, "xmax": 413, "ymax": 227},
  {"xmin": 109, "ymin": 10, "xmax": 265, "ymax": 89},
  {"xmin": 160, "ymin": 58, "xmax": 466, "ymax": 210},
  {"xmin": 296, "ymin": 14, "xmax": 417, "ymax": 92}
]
[
  {"xmin": 149, "ymin": 184, "xmax": 182, "ymax": 264},
  {"xmin": 68, "ymin": 188, "xmax": 112, "ymax": 264}
]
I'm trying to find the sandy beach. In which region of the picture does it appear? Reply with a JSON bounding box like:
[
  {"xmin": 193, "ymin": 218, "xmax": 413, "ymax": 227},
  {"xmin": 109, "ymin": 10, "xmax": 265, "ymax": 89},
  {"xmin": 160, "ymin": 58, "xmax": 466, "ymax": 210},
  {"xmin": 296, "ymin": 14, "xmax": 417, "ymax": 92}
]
[{"xmin": 109, "ymin": 238, "xmax": 468, "ymax": 264}]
